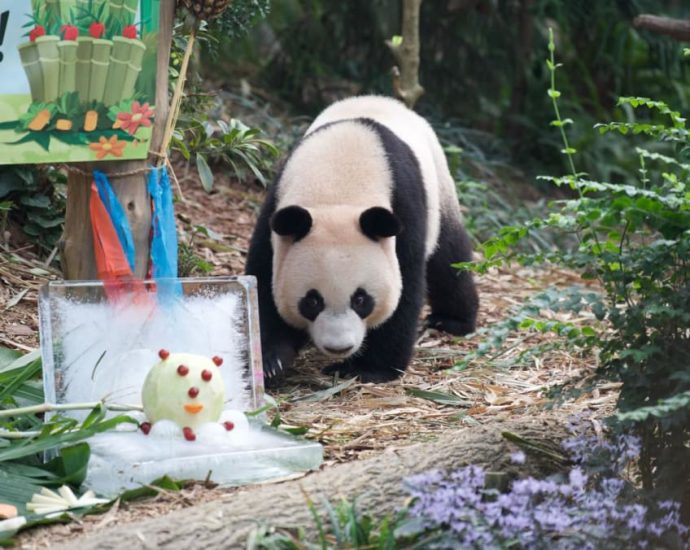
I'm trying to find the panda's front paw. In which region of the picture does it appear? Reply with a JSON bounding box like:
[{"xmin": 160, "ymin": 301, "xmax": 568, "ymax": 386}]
[
  {"xmin": 262, "ymin": 342, "xmax": 296, "ymax": 387},
  {"xmin": 426, "ymin": 314, "xmax": 475, "ymax": 336},
  {"xmin": 263, "ymin": 352, "xmax": 286, "ymax": 387},
  {"xmin": 322, "ymin": 361, "xmax": 402, "ymax": 383}
]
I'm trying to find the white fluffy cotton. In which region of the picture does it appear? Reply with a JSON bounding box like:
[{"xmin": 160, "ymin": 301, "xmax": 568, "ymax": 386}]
[{"xmin": 45, "ymin": 290, "xmax": 251, "ymax": 417}]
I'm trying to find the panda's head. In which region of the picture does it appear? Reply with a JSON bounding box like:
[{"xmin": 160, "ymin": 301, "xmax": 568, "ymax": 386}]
[{"xmin": 270, "ymin": 204, "xmax": 402, "ymax": 359}]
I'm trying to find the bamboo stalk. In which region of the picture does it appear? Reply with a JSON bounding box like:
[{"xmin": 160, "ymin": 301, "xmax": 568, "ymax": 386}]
[
  {"xmin": 57, "ymin": 40, "xmax": 79, "ymax": 96},
  {"xmin": 0, "ymin": 401, "xmax": 142, "ymax": 418},
  {"xmin": 35, "ymin": 36, "xmax": 61, "ymax": 103},
  {"xmin": 18, "ymin": 41, "xmax": 45, "ymax": 103},
  {"xmin": 1, "ymin": 430, "xmax": 46, "ymax": 439},
  {"xmin": 103, "ymin": 36, "xmax": 146, "ymax": 105},
  {"xmin": 157, "ymin": 26, "xmax": 197, "ymax": 166},
  {"xmin": 87, "ymin": 38, "xmax": 113, "ymax": 102}
]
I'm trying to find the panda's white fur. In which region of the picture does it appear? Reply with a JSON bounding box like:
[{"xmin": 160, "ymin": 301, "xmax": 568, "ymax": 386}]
[
  {"xmin": 303, "ymin": 95, "xmax": 462, "ymax": 258},
  {"xmin": 272, "ymin": 118, "xmax": 402, "ymax": 345},
  {"xmin": 246, "ymin": 95, "xmax": 479, "ymax": 383}
]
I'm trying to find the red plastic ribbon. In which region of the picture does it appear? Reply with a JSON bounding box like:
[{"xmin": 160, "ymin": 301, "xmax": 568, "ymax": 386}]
[{"xmin": 89, "ymin": 182, "xmax": 150, "ymax": 305}]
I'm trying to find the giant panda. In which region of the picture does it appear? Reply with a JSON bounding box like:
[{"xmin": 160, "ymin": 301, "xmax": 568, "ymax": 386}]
[{"xmin": 245, "ymin": 95, "xmax": 479, "ymax": 383}]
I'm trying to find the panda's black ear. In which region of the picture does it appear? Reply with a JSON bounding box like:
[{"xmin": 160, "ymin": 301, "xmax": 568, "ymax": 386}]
[
  {"xmin": 271, "ymin": 206, "xmax": 313, "ymax": 241},
  {"xmin": 360, "ymin": 207, "xmax": 402, "ymax": 241}
]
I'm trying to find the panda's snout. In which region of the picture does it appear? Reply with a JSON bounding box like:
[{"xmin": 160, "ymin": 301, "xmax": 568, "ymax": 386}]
[
  {"xmin": 311, "ymin": 310, "xmax": 365, "ymax": 358},
  {"xmin": 324, "ymin": 345, "xmax": 354, "ymax": 355}
]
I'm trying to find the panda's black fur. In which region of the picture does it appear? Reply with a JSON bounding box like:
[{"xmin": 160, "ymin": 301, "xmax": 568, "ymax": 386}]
[{"xmin": 245, "ymin": 105, "xmax": 479, "ymax": 384}]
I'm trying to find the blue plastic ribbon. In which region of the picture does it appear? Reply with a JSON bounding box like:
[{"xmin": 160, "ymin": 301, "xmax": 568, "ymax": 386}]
[
  {"xmin": 93, "ymin": 170, "xmax": 136, "ymax": 272},
  {"xmin": 147, "ymin": 165, "xmax": 181, "ymax": 301}
]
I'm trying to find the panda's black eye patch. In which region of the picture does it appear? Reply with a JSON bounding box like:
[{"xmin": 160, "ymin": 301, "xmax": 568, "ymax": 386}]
[
  {"xmin": 299, "ymin": 289, "xmax": 324, "ymax": 321},
  {"xmin": 351, "ymin": 288, "xmax": 374, "ymax": 319}
]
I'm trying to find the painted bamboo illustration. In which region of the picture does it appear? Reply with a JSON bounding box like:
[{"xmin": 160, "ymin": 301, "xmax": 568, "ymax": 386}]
[
  {"xmin": 58, "ymin": 0, "xmax": 76, "ymax": 24},
  {"xmin": 57, "ymin": 40, "xmax": 79, "ymax": 96},
  {"xmin": 75, "ymin": 36, "xmax": 94, "ymax": 102},
  {"xmin": 18, "ymin": 42, "xmax": 45, "ymax": 103},
  {"xmin": 44, "ymin": 0, "xmax": 61, "ymax": 31},
  {"xmin": 32, "ymin": 36, "xmax": 61, "ymax": 103},
  {"xmin": 109, "ymin": 0, "xmax": 139, "ymax": 27},
  {"xmin": 61, "ymin": 1, "xmax": 94, "ymax": 22},
  {"xmin": 22, "ymin": 0, "xmax": 157, "ymax": 106},
  {"xmin": 87, "ymin": 38, "xmax": 113, "ymax": 102},
  {"xmin": 103, "ymin": 36, "xmax": 146, "ymax": 105},
  {"xmin": 140, "ymin": 1, "xmax": 159, "ymax": 35},
  {"xmin": 3, "ymin": 0, "xmax": 161, "ymax": 164}
]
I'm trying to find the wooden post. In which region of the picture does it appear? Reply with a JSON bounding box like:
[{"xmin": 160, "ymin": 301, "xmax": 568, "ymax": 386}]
[
  {"xmin": 386, "ymin": 0, "xmax": 425, "ymax": 109},
  {"xmin": 61, "ymin": 1, "xmax": 175, "ymax": 280}
]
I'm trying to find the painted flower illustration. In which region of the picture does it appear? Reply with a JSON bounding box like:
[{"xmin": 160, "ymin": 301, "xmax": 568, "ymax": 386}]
[
  {"xmin": 89, "ymin": 136, "xmax": 127, "ymax": 159},
  {"xmin": 116, "ymin": 102, "xmax": 154, "ymax": 136}
]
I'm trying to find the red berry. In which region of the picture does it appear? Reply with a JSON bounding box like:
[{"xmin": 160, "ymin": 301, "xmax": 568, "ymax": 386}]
[
  {"xmin": 29, "ymin": 26, "xmax": 46, "ymax": 42},
  {"xmin": 212, "ymin": 356, "xmax": 223, "ymax": 367},
  {"xmin": 140, "ymin": 422, "xmax": 151, "ymax": 435},
  {"xmin": 89, "ymin": 22, "xmax": 105, "ymax": 39},
  {"xmin": 188, "ymin": 386, "xmax": 199, "ymax": 398},
  {"xmin": 158, "ymin": 349, "xmax": 170, "ymax": 360},
  {"xmin": 122, "ymin": 25, "xmax": 137, "ymax": 39},
  {"xmin": 201, "ymin": 369, "xmax": 212, "ymax": 382},
  {"xmin": 223, "ymin": 421, "xmax": 235, "ymax": 431},
  {"xmin": 61, "ymin": 25, "xmax": 79, "ymax": 41},
  {"xmin": 177, "ymin": 364, "xmax": 189, "ymax": 376},
  {"xmin": 183, "ymin": 427, "xmax": 196, "ymax": 441}
]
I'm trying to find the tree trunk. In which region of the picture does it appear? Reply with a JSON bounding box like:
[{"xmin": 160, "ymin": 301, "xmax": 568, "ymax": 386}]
[
  {"xmin": 633, "ymin": 15, "xmax": 690, "ymax": 42},
  {"xmin": 387, "ymin": 0, "xmax": 425, "ymax": 109},
  {"xmin": 508, "ymin": 0, "xmax": 535, "ymax": 139},
  {"xmin": 51, "ymin": 419, "xmax": 569, "ymax": 550},
  {"xmin": 60, "ymin": 2, "xmax": 175, "ymax": 280}
]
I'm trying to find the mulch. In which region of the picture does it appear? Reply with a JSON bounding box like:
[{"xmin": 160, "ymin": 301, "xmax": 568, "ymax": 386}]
[{"xmin": 1, "ymin": 156, "xmax": 617, "ymax": 550}]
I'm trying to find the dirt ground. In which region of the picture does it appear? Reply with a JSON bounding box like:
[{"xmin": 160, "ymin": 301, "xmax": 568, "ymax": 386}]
[{"xmin": 0, "ymin": 161, "xmax": 618, "ymax": 548}]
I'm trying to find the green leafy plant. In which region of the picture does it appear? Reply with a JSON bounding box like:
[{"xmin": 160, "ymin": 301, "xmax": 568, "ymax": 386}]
[
  {"xmin": 206, "ymin": 0, "xmax": 270, "ymax": 39},
  {"xmin": 0, "ymin": 348, "xmax": 140, "ymax": 543},
  {"xmin": 248, "ymin": 496, "xmax": 401, "ymax": 550},
  {"xmin": 460, "ymin": 31, "xmax": 690, "ymax": 516},
  {"xmin": 451, "ymin": 286, "xmax": 601, "ymax": 372},
  {"xmin": 177, "ymin": 224, "xmax": 215, "ymax": 277},
  {"xmin": 0, "ymin": 166, "xmax": 66, "ymax": 255},
  {"xmin": 172, "ymin": 117, "xmax": 279, "ymax": 190}
]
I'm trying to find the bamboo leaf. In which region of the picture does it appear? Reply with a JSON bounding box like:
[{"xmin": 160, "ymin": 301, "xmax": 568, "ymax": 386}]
[
  {"xmin": 117, "ymin": 476, "xmax": 184, "ymax": 503},
  {"xmin": 0, "ymin": 350, "xmax": 40, "ymax": 377},
  {"xmin": 44, "ymin": 443, "xmax": 90, "ymax": 486},
  {"xmin": 0, "ymin": 348, "xmax": 21, "ymax": 369},
  {"xmin": 196, "ymin": 153, "xmax": 214, "ymax": 193},
  {"xmin": 290, "ymin": 377, "xmax": 358, "ymax": 403},
  {"xmin": 405, "ymin": 388, "xmax": 471, "ymax": 407},
  {"xmin": 0, "ymin": 466, "xmax": 44, "ymax": 515}
]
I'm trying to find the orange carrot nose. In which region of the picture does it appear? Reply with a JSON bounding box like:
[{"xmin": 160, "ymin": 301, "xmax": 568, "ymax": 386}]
[{"xmin": 184, "ymin": 403, "xmax": 204, "ymax": 414}]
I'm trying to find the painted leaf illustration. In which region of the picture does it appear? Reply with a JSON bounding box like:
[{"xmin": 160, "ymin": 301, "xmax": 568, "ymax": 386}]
[{"xmin": 17, "ymin": 103, "xmax": 58, "ymax": 132}]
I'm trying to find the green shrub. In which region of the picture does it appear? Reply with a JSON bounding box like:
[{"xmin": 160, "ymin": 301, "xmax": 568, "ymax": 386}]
[
  {"xmin": 0, "ymin": 167, "xmax": 66, "ymax": 255},
  {"xmin": 460, "ymin": 31, "xmax": 690, "ymax": 516}
]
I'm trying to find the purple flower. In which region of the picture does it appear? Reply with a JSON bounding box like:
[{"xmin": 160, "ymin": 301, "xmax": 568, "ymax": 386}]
[
  {"xmin": 404, "ymin": 448, "xmax": 688, "ymax": 548},
  {"xmin": 568, "ymin": 467, "xmax": 587, "ymax": 489},
  {"xmin": 510, "ymin": 450, "xmax": 526, "ymax": 464}
]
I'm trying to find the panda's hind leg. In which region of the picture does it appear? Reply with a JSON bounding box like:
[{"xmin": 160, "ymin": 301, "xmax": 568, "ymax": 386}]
[{"xmin": 426, "ymin": 215, "xmax": 479, "ymax": 336}]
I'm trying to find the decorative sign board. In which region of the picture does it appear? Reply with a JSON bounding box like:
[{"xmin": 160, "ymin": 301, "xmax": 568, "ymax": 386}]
[{"xmin": 0, "ymin": 0, "xmax": 160, "ymax": 165}]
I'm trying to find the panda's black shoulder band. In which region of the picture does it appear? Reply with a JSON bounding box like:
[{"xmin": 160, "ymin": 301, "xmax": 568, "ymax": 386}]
[
  {"xmin": 360, "ymin": 207, "xmax": 402, "ymax": 241},
  {"xmin": 271, "ymin": 205, "xmax": 313, "ymax": 242}
]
